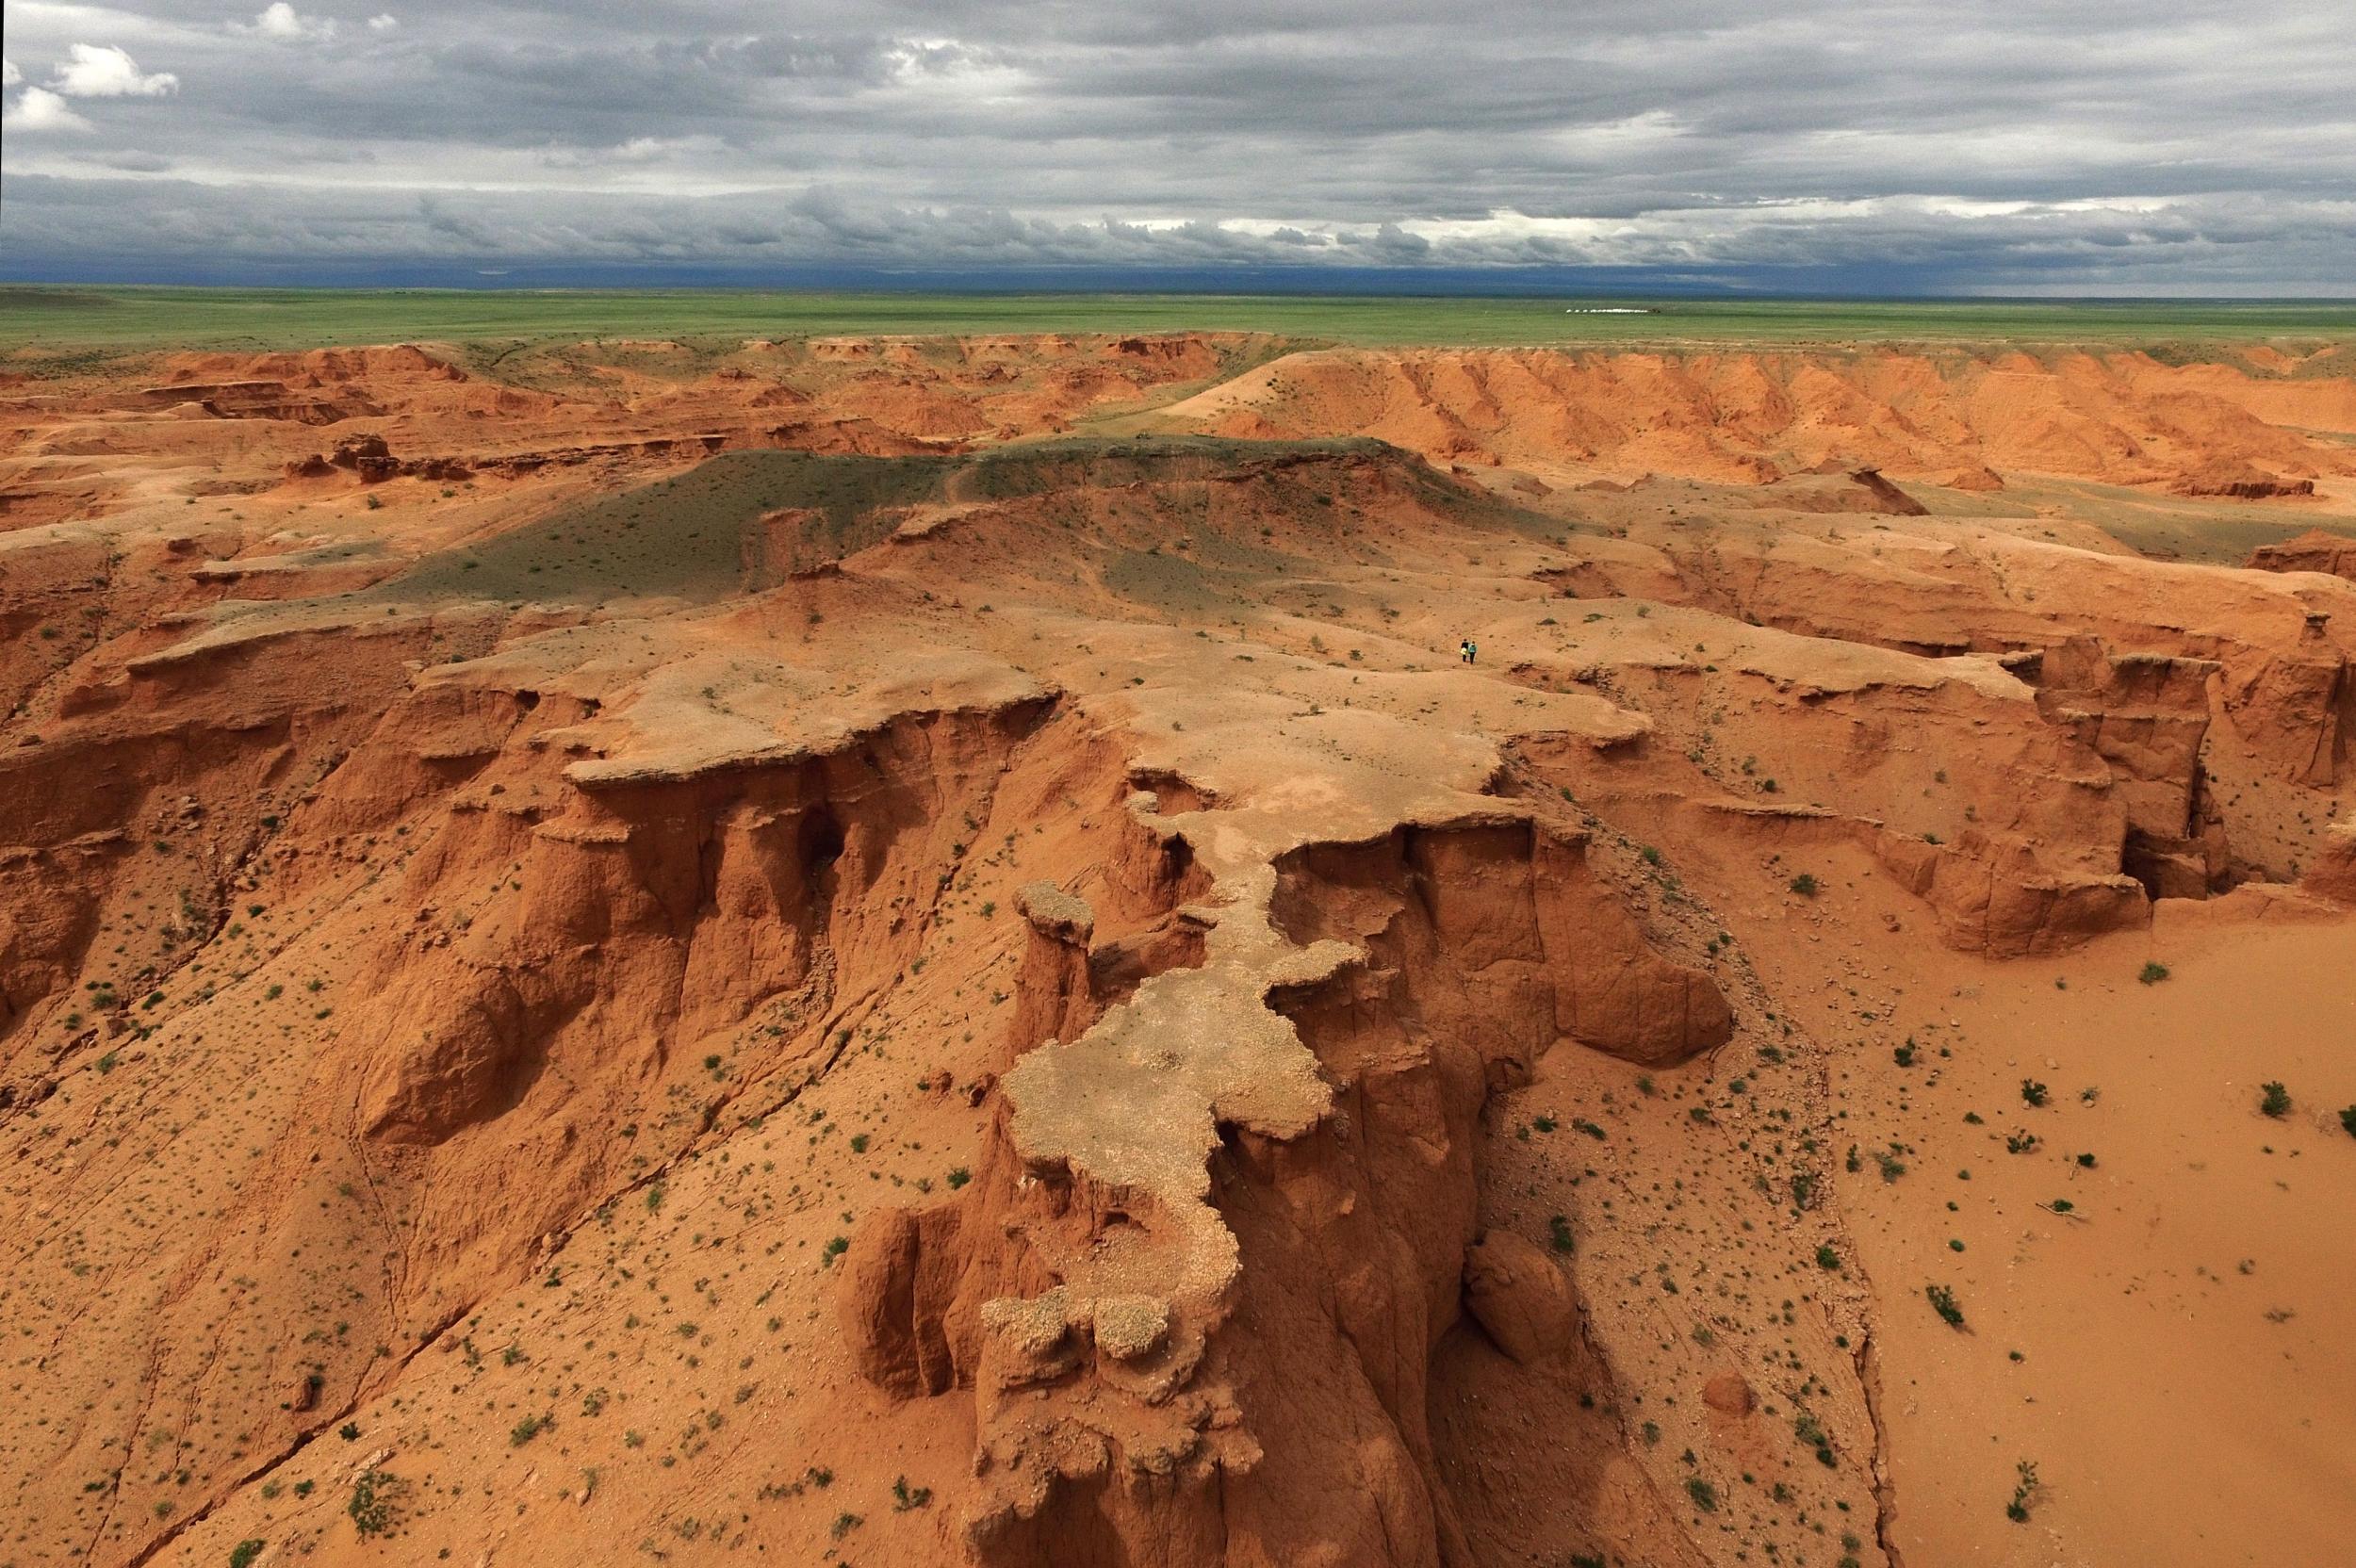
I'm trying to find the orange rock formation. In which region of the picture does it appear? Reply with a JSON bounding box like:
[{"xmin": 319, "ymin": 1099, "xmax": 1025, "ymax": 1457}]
[{"xmin": 2, "ymin": 333, "xmax": 2352, "ymax": 1568}]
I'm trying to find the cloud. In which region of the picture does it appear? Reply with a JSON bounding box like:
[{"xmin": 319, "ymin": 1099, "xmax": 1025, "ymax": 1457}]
[
  {"xmin": 49, "ymin": 43, "xmax": 178, "ymax": 97},
  {"xmin": 538, "ymin": 133, "xmax": 732, "ymax": 169},
  {"xmin": 0, "ymin": 0, "xmax": 2348, "ymax": 290},
  {"xmin": 1, "ymin": 59, "xmax": 20, "ymax": 89},
  {"xmin": 249, "ymin": 3, "xmax": 335, "ymax": 41},
  {"xmin": 415, "ymin": 191, "xmax": 499, "ymax": 248},
  {"xmin": 368, "ymin": 14, "xmax": 400, "ymax": 32},
  {"xmin": 4, "ymin": 86, "xmax": 95, "ymax": 133},
  {"xmin": 4, "ymin": 172, "xmax": 2348, "ymax": 296}
]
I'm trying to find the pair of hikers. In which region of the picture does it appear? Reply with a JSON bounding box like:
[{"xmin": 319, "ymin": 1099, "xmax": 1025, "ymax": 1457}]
[{"xmin": 1459, "ymin": 638, "xmax": 1479, "ymax": 664}]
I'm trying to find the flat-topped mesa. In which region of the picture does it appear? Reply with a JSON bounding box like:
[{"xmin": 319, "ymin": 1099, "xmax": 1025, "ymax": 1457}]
[
  {"xmin": 995, "ymin": 881, "xmax": 1104, "ymax": 1069},
  {"xmin": 962, "ymin": 905, "xmax": 1355, "ymax": 1522},
  {"xmin": 2168, "ymin": 460, "xmax": 2316, "ymax": 500},
  {"xmin": 839, "ymin": 855, "xmax": 1358, "ymax": 1553},
  {"xmin": 1015, "ymin": 879, "xmax": 1095, "ymax": 945},
  {"xmin": 2248, "ymin": 529, "xmax": 2356, "ymax": 582},
  {"xmin": 839, "ymin": 754, "xmax": 1734, "ymax": 1564},
  {"xmin": 994, "ymin": 883, "xmax": 1348, "ymax": 1301}
]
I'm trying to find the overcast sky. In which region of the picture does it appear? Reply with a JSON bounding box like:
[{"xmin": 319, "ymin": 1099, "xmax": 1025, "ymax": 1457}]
[{"xmin": 2, "ymin": 0, "xmax": 2351, "ymax": 291}]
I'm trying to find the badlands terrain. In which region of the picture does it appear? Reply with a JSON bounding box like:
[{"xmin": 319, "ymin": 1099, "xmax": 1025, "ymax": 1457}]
[{"xmin": 2, "ymin": 320, "xmax": 2355, "ymax": 1568}]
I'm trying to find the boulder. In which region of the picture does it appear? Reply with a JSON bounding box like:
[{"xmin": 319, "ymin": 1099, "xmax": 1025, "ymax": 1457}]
[{"xmin": 1464, "ymin": 1229, "xmax": 1578, "ymax": 1365}]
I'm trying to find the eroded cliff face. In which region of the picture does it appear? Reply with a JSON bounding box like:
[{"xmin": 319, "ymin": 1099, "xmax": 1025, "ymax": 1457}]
[
  {"xmin": 3, "ymin": 335, "xmax": 2354, "ymax": 1568},
  {"xmin": 841, "ymin": 807, "xmax": 1733, "ymax": 1567},
  {"xmin": 1156, "ymin": 345, "xmax": 2356, "ymax": 496}
]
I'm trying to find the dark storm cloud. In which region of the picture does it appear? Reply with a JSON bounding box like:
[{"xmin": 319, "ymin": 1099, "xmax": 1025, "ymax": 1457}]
[{"xmin": 1, "ymin": 0, "xmax": 2350, "ymax": 289}]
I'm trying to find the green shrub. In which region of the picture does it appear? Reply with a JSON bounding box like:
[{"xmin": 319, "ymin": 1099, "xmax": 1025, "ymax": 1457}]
[
  {"xmin": 1789, "ymin": 874, "xmax": 1820, "ymax": 897},
  {"xmin": 348, "ymin": 1470, "xmax": 393, "ymax": 1537},
  {"xmin": 229, "ymin": 1543, "xmax": 266, "ymax": 1568},
  {"xmin": 2138, "ymin": 961, "xmax": 2169, "ymax": 985},
  {"xmin": 2260, "ymin": 1082, "xmax": 2291, "ymax": 1119},
  {"xmin": 1925, "ymin": 1283, "xmax": 1965, "ymax": 1328},
  {"xmin": 2006, "ymin": 1459, "xmax": 2040, "ymax": 1522}
]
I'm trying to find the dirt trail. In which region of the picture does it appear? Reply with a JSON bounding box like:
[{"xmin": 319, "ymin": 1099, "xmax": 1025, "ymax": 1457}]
[{"xmin": 1, "ymin": 333, "xmax": 2350, "ymax": 1568}]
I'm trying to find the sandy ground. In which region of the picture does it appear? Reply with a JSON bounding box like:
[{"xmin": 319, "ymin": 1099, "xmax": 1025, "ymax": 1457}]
[{"xmin": 1777, "ymin": 893, "xmax": 2356, "ymax": 1567}]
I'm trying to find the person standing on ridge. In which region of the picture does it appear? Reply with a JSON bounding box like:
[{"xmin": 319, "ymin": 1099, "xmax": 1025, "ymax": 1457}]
[{"xmin": 1460, "ymin": 639, "xmax": 1473, "ymax": 663}]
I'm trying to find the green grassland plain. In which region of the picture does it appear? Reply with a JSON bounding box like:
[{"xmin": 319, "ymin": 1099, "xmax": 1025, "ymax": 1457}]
[{"xmin": 4, "ymin": 286, "xmax": 2355, "ymax": 359}]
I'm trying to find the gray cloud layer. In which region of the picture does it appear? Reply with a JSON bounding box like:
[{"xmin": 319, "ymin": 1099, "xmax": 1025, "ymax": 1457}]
[{"xmin": 2, "ymin": 0, "xmax": 2351, "ymax": 290}]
